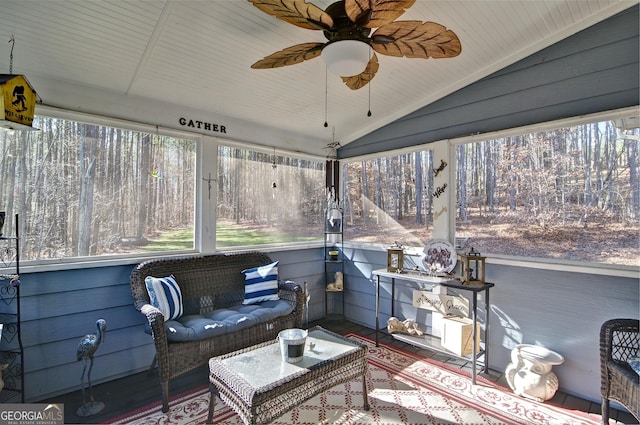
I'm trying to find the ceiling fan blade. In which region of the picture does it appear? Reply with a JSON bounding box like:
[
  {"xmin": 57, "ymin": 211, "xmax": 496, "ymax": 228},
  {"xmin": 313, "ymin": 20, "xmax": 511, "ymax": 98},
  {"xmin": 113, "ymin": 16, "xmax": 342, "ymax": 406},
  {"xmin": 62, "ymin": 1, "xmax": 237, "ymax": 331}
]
[
  {"xmin": 251, "ymin": 42, "xmax": 324, "ymax": 69},
  {"xmin": 371, "ymin": 21, "xmax": 461, "ymax": 59},
  {"xmin": 341, "ymin": 53, "xmax": 380, "ymax": 90},
  {"xmin": 345, "ymin": 0, "xmax": 416, "ymax": 28},
  {"xmin": 248, "ymin": 0, "xmax": 333, "ymax": 30}
]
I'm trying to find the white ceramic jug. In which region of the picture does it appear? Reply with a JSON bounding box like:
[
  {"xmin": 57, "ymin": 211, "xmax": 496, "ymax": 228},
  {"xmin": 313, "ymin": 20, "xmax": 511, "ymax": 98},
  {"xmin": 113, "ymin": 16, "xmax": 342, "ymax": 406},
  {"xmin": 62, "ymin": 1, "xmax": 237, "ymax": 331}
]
[{"xmin": 505, "ymin": 343, "xmax": 564, "ymax": 402}]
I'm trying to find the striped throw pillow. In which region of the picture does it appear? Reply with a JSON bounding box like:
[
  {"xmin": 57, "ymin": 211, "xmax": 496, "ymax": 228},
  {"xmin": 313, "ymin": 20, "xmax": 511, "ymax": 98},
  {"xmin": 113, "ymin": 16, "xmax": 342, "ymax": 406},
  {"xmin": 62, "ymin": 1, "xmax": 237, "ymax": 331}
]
[
  {"xmin": 242, "ymin": 261, "xmax": 280, "ymax": 305},
  {"xmin": 145, "ymin": 275, "xmax": 184, "ymax": 320}
]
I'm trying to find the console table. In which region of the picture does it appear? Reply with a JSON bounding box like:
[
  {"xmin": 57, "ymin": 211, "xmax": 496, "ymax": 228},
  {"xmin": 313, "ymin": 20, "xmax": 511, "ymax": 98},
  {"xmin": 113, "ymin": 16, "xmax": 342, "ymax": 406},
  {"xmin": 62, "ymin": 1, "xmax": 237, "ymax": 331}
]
[{"xmin": 372, "ymin": 268, "xmax": 494, "ymax": 384}]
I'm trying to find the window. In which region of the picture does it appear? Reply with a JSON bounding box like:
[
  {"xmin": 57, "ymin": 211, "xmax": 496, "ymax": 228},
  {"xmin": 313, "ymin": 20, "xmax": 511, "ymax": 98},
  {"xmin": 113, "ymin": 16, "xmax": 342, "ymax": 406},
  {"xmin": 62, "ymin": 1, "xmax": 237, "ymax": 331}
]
[
  {"xmin": 216, "ymin": 146, "xmax": 325, "ymax": 247},
  {"xmin": 455, "ymin": 115, "xmax": 639, "ymax": 266},
  {"xmin": 0, "ymin": 114, "xmax": 196, "ymax": 261},
  {"xmin": 343, "ymin": 150, "xmax": 435, "ymax": 246}
]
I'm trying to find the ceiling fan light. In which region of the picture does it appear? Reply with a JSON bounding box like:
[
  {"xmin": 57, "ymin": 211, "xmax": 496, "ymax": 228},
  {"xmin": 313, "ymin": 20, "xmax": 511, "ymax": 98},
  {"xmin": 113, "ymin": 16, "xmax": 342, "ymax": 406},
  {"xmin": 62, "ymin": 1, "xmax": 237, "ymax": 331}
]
[{"xmin": 321, "ymin": 40, "xmax": 371, "ymax": 77}]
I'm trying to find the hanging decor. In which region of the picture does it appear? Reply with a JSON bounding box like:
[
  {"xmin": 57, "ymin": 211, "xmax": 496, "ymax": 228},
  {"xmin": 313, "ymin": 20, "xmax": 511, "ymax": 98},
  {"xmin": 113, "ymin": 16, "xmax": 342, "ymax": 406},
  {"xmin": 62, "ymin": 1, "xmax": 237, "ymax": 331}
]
[
  {"xmin": 0, "ymin": 74, "xmax": 37, "ymax": 131},
  {"xmin": 1, "ymin": 36, "xmax": 39, "ymax": 131},
  {"xmin": 324, "ymin": 133, "xmax": 341, "ymax": 196},
  {"xmin": 271, "ymin": 147, "xmax": 278, "ymax": 189}
]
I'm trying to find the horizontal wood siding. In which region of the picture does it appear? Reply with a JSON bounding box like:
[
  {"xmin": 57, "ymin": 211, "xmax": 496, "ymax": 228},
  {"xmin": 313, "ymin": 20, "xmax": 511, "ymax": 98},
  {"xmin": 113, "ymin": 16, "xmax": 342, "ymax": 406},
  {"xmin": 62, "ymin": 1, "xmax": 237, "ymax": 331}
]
[
  {"xmin": 20, "ymin": 248, "xmax": 323, "ymax": 402},
  {"xmin": 19, "ymin": 264, "xmax": 144, "ymax": 402},
  {"xmin": 341, "ymin": 246, "xmax": 639, "ymax": 404},
  {"xmin": 275, "ymin": 248, "xmax": 326, "ymax": 324},
  {"xmin": 17, "ymin": 245, "xmax": 637, "ymax": 404},
  {"xmin": 338, "ymin": 5, "xmax": 639, "ymax": 158},
  {"xmin": 481, "ymin": 264, "xmax": 638, "ymax": 404}
]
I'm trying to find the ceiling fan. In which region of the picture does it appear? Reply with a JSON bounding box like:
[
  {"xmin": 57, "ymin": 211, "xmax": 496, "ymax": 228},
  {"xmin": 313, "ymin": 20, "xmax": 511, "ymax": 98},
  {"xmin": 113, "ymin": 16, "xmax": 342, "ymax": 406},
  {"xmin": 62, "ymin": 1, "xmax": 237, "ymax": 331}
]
[{"xmin": 248, "ymin": 0, "xmax": 461, "ymax": 90}]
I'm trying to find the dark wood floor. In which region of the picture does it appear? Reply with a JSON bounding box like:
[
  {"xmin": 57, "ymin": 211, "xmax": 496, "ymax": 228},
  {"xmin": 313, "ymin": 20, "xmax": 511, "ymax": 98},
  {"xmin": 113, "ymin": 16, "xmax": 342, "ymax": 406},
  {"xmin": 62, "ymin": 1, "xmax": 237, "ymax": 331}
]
[{"xmin": 43, "ymin": 319, "xmax": 637, "ymax": 424}]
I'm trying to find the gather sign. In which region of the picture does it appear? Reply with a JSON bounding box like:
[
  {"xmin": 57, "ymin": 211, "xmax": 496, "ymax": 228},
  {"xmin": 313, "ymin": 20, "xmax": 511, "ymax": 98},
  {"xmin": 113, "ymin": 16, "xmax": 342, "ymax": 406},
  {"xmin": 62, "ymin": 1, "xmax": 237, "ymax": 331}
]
[{"xmin": 178, "ymin": 117, "xmax": 227, "ymax": 134}]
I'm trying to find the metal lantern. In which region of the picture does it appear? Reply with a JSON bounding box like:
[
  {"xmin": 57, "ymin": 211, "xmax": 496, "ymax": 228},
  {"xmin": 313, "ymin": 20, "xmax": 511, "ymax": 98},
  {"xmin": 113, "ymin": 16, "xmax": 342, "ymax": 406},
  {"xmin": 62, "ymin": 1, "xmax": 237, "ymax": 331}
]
[{"xmin": 458, "ymin": 249, "xmax": 486, "ymax": 285}]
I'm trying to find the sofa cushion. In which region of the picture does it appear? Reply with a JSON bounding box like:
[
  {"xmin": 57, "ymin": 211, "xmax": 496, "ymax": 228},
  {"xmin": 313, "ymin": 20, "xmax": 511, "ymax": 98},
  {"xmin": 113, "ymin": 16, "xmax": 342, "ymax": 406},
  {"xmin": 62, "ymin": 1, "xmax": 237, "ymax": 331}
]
[
  {"xmin": 242, "ymin": 261, "xmax": 280, "ymax": 304},
  {"xmin": 164, "ymin": 316, "xmax": 226, "ymax": 342},
  {"xmin": 162, "ymin": 299, "xmax": 294, "ymax": 342},
  {"xmin": 145, "ymin": 275, "xmax": 183, "ymax": 320}
]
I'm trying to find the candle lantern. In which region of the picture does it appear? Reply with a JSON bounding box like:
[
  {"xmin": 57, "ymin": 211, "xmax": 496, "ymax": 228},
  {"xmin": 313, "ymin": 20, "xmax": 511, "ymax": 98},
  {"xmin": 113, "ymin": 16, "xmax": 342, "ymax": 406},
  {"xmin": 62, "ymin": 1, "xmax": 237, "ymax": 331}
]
[{"xmin": 458, "ymin": 248, "xmax": 486, "ymax": 285}]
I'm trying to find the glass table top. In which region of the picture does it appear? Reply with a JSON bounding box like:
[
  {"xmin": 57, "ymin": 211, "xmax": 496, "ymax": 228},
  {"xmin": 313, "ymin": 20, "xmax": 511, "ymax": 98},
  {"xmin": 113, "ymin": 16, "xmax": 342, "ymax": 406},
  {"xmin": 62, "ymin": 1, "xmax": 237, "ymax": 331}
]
[{"xmin": 216, "ymin": 328, "xmax": 361, "ymax": 389}]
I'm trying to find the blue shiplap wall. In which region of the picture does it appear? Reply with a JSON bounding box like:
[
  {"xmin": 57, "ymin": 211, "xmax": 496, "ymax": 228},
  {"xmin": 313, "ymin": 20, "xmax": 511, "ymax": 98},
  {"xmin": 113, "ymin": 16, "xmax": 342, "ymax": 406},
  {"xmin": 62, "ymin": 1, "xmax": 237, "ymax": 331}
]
[
  {"xmin": 341, "ymin": 245, "xmax": 639, "ymax": 404},
  {"xmin": 17, "ymin": 245, "xmax": 638, "ymax": 405},
  {"xmin": 338, "ymin": 5, "xmax": 639, "ymax": 159},
  {"xmin": 20, "ymin": 264, "xmax": 152, "ymax": 402},
  {"xmin": 20, "ymin": 247, "xmax": 325, "ymax": 402}
]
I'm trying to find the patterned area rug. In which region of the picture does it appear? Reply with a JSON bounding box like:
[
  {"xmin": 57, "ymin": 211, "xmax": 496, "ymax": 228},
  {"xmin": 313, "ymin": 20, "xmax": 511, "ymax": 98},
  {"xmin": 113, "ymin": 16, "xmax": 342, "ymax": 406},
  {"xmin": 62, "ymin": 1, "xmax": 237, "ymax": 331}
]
[{"xmin": 110, "ymin": 333, "xmax": 603, "ymax": 425}]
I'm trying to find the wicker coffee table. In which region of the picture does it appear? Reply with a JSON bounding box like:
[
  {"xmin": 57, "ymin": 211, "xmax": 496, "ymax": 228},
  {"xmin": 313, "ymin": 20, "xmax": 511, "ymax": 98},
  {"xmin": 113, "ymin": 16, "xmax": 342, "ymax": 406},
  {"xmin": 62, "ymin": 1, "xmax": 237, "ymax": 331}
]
[{"xmin": 206, "ymin": 325, "xmax": 369, "ymax": 425}]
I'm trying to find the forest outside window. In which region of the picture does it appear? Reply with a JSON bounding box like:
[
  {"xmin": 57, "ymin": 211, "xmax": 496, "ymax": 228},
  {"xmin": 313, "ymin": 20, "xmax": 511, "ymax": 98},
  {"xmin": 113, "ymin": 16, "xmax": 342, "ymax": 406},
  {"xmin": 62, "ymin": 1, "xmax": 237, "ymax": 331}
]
[
  {"xmin": 216, "ymin": 145, "xmax": 324, "ymax": 247},
  {"xmin": 0, "ymin": 114, "xmax": 197, "ymax": 261},
  {"xmin": 343, "ymin": 150, "xmax": 435, "ymax": 247},
  {"xmin": 455, "ymin": 114, "xmax": 639, "ymax": 266}
]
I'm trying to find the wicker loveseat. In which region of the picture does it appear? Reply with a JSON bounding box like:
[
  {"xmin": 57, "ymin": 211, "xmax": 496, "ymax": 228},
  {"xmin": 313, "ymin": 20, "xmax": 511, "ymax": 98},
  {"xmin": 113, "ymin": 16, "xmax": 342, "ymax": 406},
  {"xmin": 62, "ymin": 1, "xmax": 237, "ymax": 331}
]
[
  {"xmin": 130, "ymin": 252, "xmax": 304, "ymax": 412},
  {"xmin": 599, "ymin": 318, "xmax": 639, "ymax": 424}
]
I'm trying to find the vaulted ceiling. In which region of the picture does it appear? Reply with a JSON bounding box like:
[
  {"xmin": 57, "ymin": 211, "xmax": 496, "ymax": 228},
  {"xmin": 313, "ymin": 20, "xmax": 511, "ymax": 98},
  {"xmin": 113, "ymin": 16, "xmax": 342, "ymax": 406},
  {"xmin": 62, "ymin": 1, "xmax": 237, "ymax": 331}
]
[{"xmin": 0, "ymin": 0, "xmax": 635, "ymax": 156}]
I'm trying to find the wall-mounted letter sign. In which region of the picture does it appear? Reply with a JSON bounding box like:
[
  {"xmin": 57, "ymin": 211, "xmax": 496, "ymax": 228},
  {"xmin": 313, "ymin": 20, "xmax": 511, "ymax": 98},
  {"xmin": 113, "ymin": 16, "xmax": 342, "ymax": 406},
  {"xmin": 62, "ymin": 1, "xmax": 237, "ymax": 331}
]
[
  {"xmin": 434, "ymin": 159, "xmax": 448, "ymax": 177},
  {"xmin": 434, "ymin": 206, "xmax": 447, "ymax": 220},
  {"xmin": 179, "ymin": 117, "xmax": 227, "ymax": 134},
  {"xmin": 433, "ymin": 183, "xmax": 447, "ymax": 198}
]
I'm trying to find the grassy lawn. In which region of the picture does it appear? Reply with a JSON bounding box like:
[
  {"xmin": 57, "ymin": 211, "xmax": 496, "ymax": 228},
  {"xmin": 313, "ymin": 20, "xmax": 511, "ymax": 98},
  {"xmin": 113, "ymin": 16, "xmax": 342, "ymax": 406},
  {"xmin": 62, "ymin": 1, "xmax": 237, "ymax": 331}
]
[
  {"xmin": 143, "ymin": 228, "xmax": 194, "ymax": 251},
  {"xmin": 143, "ymin": 222, "xmax": 319, "ymax": 251},
  {"xmin": 216, "ymin": 222, "xmax": 319, "ymax": 246}
]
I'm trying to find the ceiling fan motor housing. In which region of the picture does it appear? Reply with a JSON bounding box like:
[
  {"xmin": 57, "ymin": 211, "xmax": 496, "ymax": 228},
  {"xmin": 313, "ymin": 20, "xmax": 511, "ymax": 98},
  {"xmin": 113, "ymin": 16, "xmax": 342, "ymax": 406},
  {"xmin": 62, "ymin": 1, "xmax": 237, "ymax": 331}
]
[{"xmin": 322, "ymin": 1, "xmax": 371, "ymax": 43}]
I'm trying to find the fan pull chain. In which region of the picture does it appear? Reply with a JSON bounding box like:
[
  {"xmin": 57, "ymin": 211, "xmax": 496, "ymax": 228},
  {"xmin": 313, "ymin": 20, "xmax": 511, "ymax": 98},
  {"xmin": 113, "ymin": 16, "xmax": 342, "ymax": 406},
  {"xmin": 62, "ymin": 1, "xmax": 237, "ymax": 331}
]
[
  {"xmin": 324, "ymin": 66, "xmax": 329, "ymax": 127},
  {"xmin": 367, "ymin": 78, "xmax": 372, "ymax": 117},
  {"xmin": 367, "ymin": 52, "xmax": 372, "ymax": 117}
]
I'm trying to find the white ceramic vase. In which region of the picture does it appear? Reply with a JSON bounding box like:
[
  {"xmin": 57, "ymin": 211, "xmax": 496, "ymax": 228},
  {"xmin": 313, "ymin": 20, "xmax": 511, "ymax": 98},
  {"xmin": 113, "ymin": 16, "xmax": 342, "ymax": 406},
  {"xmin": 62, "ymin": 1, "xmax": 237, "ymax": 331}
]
[{"xmin": 505, "ymin": 343, "xmax": 564, "ymax": 402}]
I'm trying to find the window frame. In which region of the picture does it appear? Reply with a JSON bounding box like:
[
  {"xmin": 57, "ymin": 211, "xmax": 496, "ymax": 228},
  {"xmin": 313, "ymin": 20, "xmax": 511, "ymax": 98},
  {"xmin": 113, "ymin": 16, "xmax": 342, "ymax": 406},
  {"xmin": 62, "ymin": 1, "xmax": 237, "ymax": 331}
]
[
  {"xmin": 3, "ymin": 105, "xmax": 202, "ymax": 271},
  {"xmin": 210, "ymin": 140, "xmax": 326, "ymax": 251},
  {"xmin": 9, "ymin": 106, "xmax": 328, "ymax": 273},
  {"xmin": 340, "ymin": 147, "xmax": 437, "ymax": 247},
  {"xmin": 7, "ymin": 105, "xmax": 638, "ymax": 278},
  {"xmin": 341, "ymin": 105, "xmax": 639, "ymax": 278}
]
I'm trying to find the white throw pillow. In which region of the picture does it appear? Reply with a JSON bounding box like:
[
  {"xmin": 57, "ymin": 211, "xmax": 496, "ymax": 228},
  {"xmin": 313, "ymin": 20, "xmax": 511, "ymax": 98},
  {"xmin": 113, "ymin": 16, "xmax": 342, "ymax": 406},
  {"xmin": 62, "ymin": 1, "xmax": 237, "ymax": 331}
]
[
  {"xmin": 242, "ymin": 261, "xmax": 280, "ymax": 305},
  {"xmin": 145, "ymin": 275, "xmax": 184, "ymax": 320}
]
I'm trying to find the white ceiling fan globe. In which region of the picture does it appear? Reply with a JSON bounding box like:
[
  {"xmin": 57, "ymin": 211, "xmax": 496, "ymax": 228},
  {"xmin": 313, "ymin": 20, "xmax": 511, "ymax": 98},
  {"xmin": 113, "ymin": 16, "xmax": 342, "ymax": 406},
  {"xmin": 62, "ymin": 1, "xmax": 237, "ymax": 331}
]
[{"xmin": 321, "ymin": 40, "xmax": 372, "ymax": 76}]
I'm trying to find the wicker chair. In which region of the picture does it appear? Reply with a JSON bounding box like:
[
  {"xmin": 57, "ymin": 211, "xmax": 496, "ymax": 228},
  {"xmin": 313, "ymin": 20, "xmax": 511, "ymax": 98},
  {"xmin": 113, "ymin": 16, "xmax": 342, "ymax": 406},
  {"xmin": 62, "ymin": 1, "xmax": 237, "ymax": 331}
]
[{"xmin": 599, "ymin": 318, "xmax": 639, "ymax": 424}]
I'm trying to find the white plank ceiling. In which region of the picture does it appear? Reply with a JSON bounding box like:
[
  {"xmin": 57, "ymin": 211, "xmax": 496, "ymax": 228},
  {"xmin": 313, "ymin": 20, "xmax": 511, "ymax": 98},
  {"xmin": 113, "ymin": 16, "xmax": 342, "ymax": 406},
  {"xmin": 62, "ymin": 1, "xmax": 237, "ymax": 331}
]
[{"xmin": 0, "ymin": 0, "xmax": 635, "ymax": 156}]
